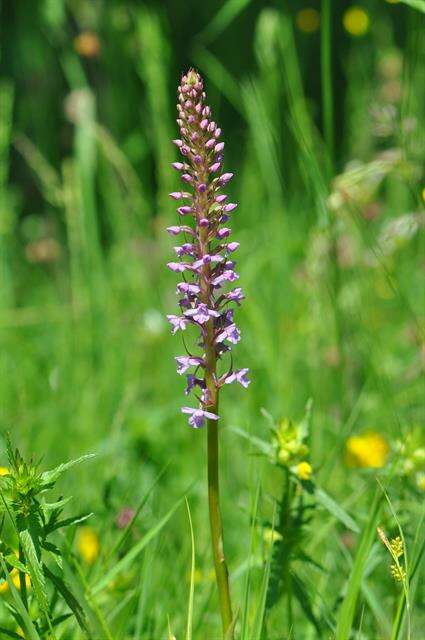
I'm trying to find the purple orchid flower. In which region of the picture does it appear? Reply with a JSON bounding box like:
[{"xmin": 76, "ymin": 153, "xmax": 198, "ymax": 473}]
[
  {"xmin": 166, "ymin": 69, "xmax": 249, "ymax": 427},
  {"xmin": 224, "ymin": 368, "xmax": 251, "ymax": 388},
  {"xmin": 181, "ymin": 407, "xmax": 219, "ymax": 429}
]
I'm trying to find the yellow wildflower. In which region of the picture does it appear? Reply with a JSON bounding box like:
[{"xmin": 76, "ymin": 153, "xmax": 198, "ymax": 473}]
[
  {"xmin": 0, "ymin": 467, "xmax": 9, "ymax": 476},
  {"xmin": 390, "ymin": 536, "xmax": 404, "ymax": 559},
  {"xmin": 343, "ymin": 7, "xmax": 370, "ymax": 37},
  {"xmin": 296, "ymin": 9, "xmax": 320, "ymax": 34},
  {"xmin": 345, "ymin": 432, "xmax": 389, "ymax": 468},
  {"xmin": 296, "ymin": 461, "xmax": 313, "ymax": 481},
  {"xmin": 390, "ymin": 563, "xmax": 406, "ymax": 582},
  {"xmin": 77, "ymin": 527, "xmax": 99, "ymax": 564}
]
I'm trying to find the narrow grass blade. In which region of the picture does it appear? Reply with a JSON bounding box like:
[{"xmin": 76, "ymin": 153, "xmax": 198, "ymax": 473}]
[
  {"xmin": 241, "ymin": 481, "xmax": 261, "ymax": 639},
  {"xmin": 251, "ymin": 508, "xmax": 276, "ymax": 640},
  {"xmin": 196, "ymin": 0, "xmax": 253, "ymax": 44},
  {"xmin": 185, "ymin": 498, "xmax": 195, "ymax": 640},
  {"xmin": 106, "ymin": 463, "xmax": 169, "ymax": 562},
  {"xmin": 335, "ymin": 489, "xmax": 384, "ymax": 640},
  {"xmin": 315, "ymin": 488, "xmax": 360, "ymax": 533},
  {"xmin": 91, "ymin": 498, "xmax": 182, "ymax": 595},
  {"xmin": 398, "ymin": 0, "xmax": 425, "ymax": 11},
  {"xmin": 0, "ymin": 556, "xmax": 41, "ymax": 640}
]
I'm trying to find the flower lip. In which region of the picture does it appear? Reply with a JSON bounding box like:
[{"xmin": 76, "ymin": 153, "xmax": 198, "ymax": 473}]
[{"xmin": 181, "ymin": 406, "xmax": 219, "ymax": 428}]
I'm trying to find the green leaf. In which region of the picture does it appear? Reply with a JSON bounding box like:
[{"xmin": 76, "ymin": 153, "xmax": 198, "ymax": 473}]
[
  {"xmin": 42, "ymin": 496, "xmax": 72, "ymax": 511},
  {"xmin": 0, "ymin": 555, "xmax": 41, "ymax": 640},
  {"xmin": 196, "ymin": 0, "xmax": 254, "ymax": 44},
  {"xmin": 39, "ymin": 613, "xmax": 73, "ymax": 633},
  {"xmin": 19, "ymin": 530, "xmax": 49, "ymax": 613},
  {"xmin": 43, "ymin": 564, "xmax": 90, "ymax": 635},
  {"xmin": 230, "ymin": 426, "xmax": 274, "ymax": 456},
  {"xmin": 4, "ymin": 554, "xmax": 28, "ymax": 573},
  {"xmin": 315, "ymin": 488, "xmax": 360, "ymax": 533},
  {"xmin": 91, "ymin": 498, "xmax": 182, "ymax": 595},
  {"xmin": 335, "ymin": 489, "xmax": 384, "ymax": 640},
  {"xmin": 45, "ymin": 511, "xmax": 93, "ymax": 534},
  {"xmin": 0, "ymin": 627, "xmax": 23, "ymax": 639},
  {"xmin": 398, "ymin": 0, "xmax": 425, "ymax": 12},
  {"xmin": 40, "ymin": 454, "xmax": 95, "ymax": 487}
]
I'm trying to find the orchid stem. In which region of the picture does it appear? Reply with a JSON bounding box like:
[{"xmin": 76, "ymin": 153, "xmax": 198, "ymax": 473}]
[{"xmin": 207, "ymin": 412, "xmax": 233, "ymax": 638}]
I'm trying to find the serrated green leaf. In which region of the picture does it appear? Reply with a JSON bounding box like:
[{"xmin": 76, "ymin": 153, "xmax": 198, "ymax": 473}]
[
  {"xmin": 45, "ymin": 512, "xmax": 93, "ymax": 535},
  {"xmin": 0, "ymin": 555, "xmax": 41, "ymax": 640},
  {"xmin": 40, "ymin": 454, "xmax": 95, "ymax": 487},
  {"xmin": 42, "ymin": 496, "xmax": 72, "ymax": 511},
  {"xmin": 4, "ymin": 554, "xmax": 28, "ymax": 573},
  {"xmin": 39, "ymin": 613, "xmax": 73, "ymax": 634},
  {"xmin": 315, "ymin": 488, "xmax": 360, "ymax": 533},
  {"xmin": 19, "ymin": 530, "xmax": 49, "ymax": 612}
]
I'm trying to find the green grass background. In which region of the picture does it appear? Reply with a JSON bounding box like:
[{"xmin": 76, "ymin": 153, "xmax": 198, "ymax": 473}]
[{"xmin": 0, "ymin": 0, "xmax": 424, "ymax": 638}]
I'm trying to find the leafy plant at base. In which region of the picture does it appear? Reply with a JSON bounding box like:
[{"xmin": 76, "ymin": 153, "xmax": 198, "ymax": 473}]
[{"xmin": 0, "ymin": 437, "xmax": 94, "ymax": 636}]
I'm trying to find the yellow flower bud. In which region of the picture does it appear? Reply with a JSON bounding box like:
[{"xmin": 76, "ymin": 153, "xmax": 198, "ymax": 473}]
[{"xmin": 296, "ymin": 461, "xmax": 313, "ymax": 481}]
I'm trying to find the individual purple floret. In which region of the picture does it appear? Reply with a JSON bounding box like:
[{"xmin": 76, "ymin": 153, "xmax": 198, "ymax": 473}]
[{"xmin": 167, "ymin": 69, "xmax": 249, "ymax": 428}]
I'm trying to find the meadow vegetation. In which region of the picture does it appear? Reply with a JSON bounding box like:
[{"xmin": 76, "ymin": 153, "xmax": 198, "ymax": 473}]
[{"xmin": 0, "ymin": 1, "xmax": 424, "ymax": 638}]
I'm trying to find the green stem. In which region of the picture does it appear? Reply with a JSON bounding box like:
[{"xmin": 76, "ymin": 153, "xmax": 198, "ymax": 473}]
[
  {"xmin": 207, "ymin": 412, "xmax": 233, "ymax": 637},
  {"xmin": 18, "ymin": 543, "xmax": 28, "ymax": 611}
]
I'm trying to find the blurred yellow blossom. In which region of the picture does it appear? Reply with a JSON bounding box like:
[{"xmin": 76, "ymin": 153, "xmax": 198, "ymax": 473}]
[
  {"xmin": 345, "ymin": 432, "xmax": 389, "ymax": 468},
  {"xmin": 74, "ymin": 32, "xmax": 101, "ymax": 58},
  {"xmin": 343, "ymin": 7, "xmax": 370, "ymax": 37},
  {"xmin": 296, "ymin": 461, "xmax": 313, "ymax": 481},
  {"xmin": 0, "ymin": 467, "xmax": 9, "ymax": 476},
  {"xmin": 77, "ymin": 527, "xmax": 99, "ymax": 564},
  {"xmin": 0, "ymin": 569, "xmax": 30, "ymax": 594},
  {"xmin": 296, "ymin": 9, "xmax": 320, "ymax": 34}
]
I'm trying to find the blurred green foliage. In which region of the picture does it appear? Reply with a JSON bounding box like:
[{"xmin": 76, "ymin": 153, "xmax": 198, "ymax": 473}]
[{"xmin": 0, "ymin": 0, "xmax": 424, "ymax": 638}]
